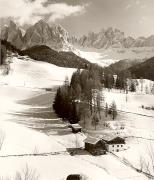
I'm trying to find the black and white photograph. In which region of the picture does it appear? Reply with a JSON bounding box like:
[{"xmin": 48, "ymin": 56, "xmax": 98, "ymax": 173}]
[{"xmin": 0, "ymin": 0, "xmax": 154, "ymax": 179}]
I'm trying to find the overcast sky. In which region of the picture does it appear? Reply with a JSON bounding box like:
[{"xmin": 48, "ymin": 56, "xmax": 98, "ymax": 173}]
[{"xmin": 0, "ymin": 0, "xmax": 154, "ymax": 37}]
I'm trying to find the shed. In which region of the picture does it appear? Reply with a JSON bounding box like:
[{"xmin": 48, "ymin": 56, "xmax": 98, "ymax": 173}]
[
  {"xmin": 84, "ymin": 136, "xmax": 106, "ymax": 155},
  {"xmin": 70, "ymin": 124, "xmax": 82, "ymax": 133}
]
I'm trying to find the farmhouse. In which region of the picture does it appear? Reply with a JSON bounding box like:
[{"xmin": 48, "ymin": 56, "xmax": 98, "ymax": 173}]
[
  {"xmin": 69, "ymin": 124, "xmax": 82, "ymax": 133},
  {"xmin": 101, "ymin": 135, "xmax": 125, "ymax": 152},
  {"xmin": 84, "ymin": 136, "xmax": 106, "ymax": 155}
]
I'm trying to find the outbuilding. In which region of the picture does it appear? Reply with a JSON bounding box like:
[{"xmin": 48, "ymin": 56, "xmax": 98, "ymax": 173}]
[
  {"xmin": 70, "ymin": 124, "xmax": 82, "ymax": 133},
  {"xmin": 84, "ymin": 136, "xmax": 106, "ymax": 155}
]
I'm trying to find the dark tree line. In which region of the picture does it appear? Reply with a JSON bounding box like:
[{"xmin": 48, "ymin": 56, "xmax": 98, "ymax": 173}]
[
  {"xmin": 0, "ymin": 44, "xmax": 6, "ymax": 65},
  {"xmin": 1, "ymin": 39, "xmax": 23, "ymax": 55},
  {"xmin": 53, "ymin": 67, "xmax": 103, "ymax": 124},
  {"xmin": 22, "ymin": 45, "xmax": 91, "ymax": 69},
  {"xmin": 102, "ymin": 70, "xmax": 138, "ymax": 92}
]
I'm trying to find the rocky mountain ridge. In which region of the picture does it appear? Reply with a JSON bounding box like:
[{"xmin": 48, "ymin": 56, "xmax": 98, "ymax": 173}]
[
  {"xmin": 70, "ymin": 27, "xmax": 154, "ymax": 49},
  {"xmin": 1, "ymin": 20, "xmax": 154, "ymax": 51},
  {"xmin": 1, "ymin": 20, "xmax": 73, "ymax": 51}
]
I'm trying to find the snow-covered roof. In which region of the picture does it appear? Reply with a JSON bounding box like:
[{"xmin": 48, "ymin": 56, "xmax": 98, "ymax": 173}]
[
  {"xmin": 84, "ymin": 136, "xmax": 100, "ymax": 145},
  {"xmin": 101, "ymin": 134, "xmax": 124, "ymax": 142},
  {"xmin": 71, "ymin": 124, "xmax": 82, "ymax": 129}
]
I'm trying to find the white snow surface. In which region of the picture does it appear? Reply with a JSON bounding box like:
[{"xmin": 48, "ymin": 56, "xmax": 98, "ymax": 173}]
[
  {"xmin": 0, "ymin": 57, "xmax": 119, "ymax": 180},
  {"xmin": 0, "ymin": 57, "xmax": 76, "ymax": 88},
  {"xmin": 0, "ymin": 156, "xmax": 118, "ymax": 180},
  {"xmin": 0, "ymin": 86, "xmax": 66, "ymax": 155},
  {"xmin": 103, "ymin": 88, "xmax": 154, "ymax": 176},
  {"xmin": 0, "ymin": 56, "xmax": 152, "ymax": 179}
]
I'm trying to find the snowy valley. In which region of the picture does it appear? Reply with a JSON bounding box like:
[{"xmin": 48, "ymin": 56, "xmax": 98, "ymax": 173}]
[
  {"xmin": 0, "ymin": 7, "xmax": 154, "ymax": 179},
  {"xmin": 0, "ymin": 52, "xmax": 154, "ymax": 179}
]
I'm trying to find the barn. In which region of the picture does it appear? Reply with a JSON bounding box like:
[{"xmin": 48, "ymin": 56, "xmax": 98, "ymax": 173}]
[
  {"xmin": 70, "ymin": 124, "xmax": 82, "ymax": 133},
  {"xmin": 84, "ymin": 136, "xmax": 106, "ymax": 155}
]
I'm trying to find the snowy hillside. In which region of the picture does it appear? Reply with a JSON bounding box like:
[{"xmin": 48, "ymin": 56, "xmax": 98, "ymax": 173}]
[
  {"xmin": 104, "ymin": 80, "xmax": 154, "ymax": 116},
  {"xmin": 103, "ymin": 88, "xmax": 154, "ymax": 176},
  {"xmin": 0, "ymin": 56, "xmax": 76, "ymax": 88},
  {"xmin": 0, "ymin": 56, "xmax": 119, "ymax": 180}
]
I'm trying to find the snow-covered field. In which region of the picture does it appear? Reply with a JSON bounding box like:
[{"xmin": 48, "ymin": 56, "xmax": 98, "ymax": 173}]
[
  {"xmin": 76, "ymin": 154, "xmax": 149, "ymax": 180},
  {"xmin": 0, "ymin": 85, "xmax": 119, "ymax": 180},
  {"xmin": 0, "ymin": 85, "xmax": 149, "ymax": 180},
  {"xmin": 103, "ymin": 88, "xmax": 154, "ymax": 176},
  {"xmin": 0, "ymin": 56, "xmax": 76, "ymax": 88},
  {"xmin": 0, "ymin": 86, "xmax": 66, "ymax": 155},
  {"xmin": 0, "ymin": 155, "xmax": 118, "ymax": 180},
  {"xmin": 104, "ymin": 88, "xmax": 154, "ymax": 117},
  {"xmin": 0, "ymin": 57, "xmax": 118, "ymax": 180},
  {"xmin": 0, "ymin": 56, "xmax": 152, "ymax": 179}
]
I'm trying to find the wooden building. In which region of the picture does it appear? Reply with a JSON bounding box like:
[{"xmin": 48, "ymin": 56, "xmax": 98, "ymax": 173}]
[
  {"xmin": 70, "ymin": 124, "xmax": 82, "ymax": 133},
  {"xmin": 84, "ymin": 136, "xmax": 106, "ymax": 155}
]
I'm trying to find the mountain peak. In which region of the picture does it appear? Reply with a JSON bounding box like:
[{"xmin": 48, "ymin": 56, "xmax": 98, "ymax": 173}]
[
  {"xmin": 9, "ymin": 20, "xmax": 17, "ymax": 29},
  {"xmin": 72, "ymin": 27, "xmax": 154, "ymax": 49},
  {"xmin": 1, "ymin": 20, "xmax": 154, "ymax": 51},
  {"xmin": 22, "ymin": 20, "xmax": 71, "ymax": 51},
  {"xmin": 35, "ymin": 19, "xmax": 48, "ymax": 26}
]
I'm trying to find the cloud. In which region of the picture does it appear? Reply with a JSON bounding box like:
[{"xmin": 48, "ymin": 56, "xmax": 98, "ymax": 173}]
[
  {"xmin": 139, "ymin": 16, "xmax": 148, "ymax": 24},
  {"xmin": 136, "ymin": 0, "xmax": 141, "ymax": 5},
  {"xmin": 0, "ymin": 0, "xmax": 86, "ymax": 25},
  {"xmin": 47, "ymin": 3, "xmax": 85, "ymax": 22},
  {"xmin": 125, "ymin": 4, "xmax": 132, "ymax": 10}
]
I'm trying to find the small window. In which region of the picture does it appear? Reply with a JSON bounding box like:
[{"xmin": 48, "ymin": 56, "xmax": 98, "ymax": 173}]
[
  {"xmin": 117, "ymin": 145, "xmax": 119, "ymax": 147},
  {"xmin": 121, "ymin": 145, "xmax": 123, "ymax": 147},
  {"xmin": 112, "ymin": 145, "xmax": 114, "ymax": 147}
]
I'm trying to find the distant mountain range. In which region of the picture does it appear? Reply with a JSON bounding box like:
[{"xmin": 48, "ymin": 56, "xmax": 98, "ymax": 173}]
[
  {"xmin": 1, "ymin": 20, "xmax": 72, "ymax": 51},
  {"xmin": 1, "ymin": 20, "xmax": 154, "ymax": 81},
  {"xmin": 70, "ymin": 28, "xmax": 154, "ymax": 49},
  {"xmin": 1, "ymin": 20, "xmax": 154, "ymax": 51},
  {"xmin": 1, "ymin": 39, "xmax": 154, "ymax": 82}
]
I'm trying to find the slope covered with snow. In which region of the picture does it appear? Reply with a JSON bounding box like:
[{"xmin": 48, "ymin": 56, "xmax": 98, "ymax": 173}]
[
  {"xmin": 0, "ymin": 56, "xmax": 76, "ymax": 88},
  {"xmin": 103, "ymin": 88, "xmax": 154, "ymax": 176},
  {"xmin": 0, "ymin": 56, "xmax": 120, "ymax": 180}
]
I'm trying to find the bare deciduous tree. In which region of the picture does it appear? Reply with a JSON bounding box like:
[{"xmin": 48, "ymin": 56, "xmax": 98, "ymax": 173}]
[
  {"xmin": 33, "ymin": 146, "xmax": 39, "ymax": 155},
  {"xmin": 0, "ymin": 129, "xmax": 5, "ymax": 151},
  {"xmin": 15, "ymin": 164, "xmax": 39, "ymax": 180},
  {"xmin": 139, "ymin": 141, "xmax": 154, "ymax": 176}
]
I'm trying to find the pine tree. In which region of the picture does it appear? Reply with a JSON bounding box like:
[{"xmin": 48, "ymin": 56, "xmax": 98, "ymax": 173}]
[
  {"xmin": 91, "ymin": 113, "xmax": 99, "ymax": 130},
  {"xmin": 96, "ymin": 90, "xmax": 104, "ymax": 119},
  {"xmin": 105, "ymin": 103, "xmax": 108, "ymax": 117},
  {"xmin": 130, "ymin": 80, "xmax": 136, "ymax": 92},
  {"xmin": 78, "ymin": 102, "xmax": 89, "ymax": 128},
  {"xmin": 64, "ymin": 76, "xmax": 69, "ymax": 87},
  {"xmin": 110, "ymin": 101, "xmax": 117, "ymax": 120},
  {"xmin": 115, "ymin": 76, "xmax": 121, "ymax": 89},
  {"xmin": 75, "ymin": 83, "xmax": 82, "ymax": 100},
  {"xmin": 0, "ymin": 45, "xmax": 6, "ymax": 65},
  {"xmin": 151, "ymin": 83, "xmax": 154, "ymax": 94}
]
